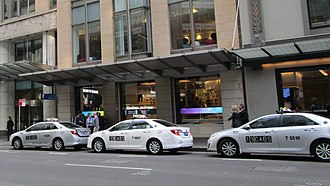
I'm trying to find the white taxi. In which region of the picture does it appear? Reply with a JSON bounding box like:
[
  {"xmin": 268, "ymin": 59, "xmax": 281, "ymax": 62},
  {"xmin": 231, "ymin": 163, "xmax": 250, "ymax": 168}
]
[
  {"xmin": 87, "ymin": 119, "xmax": 193, "ymax": 154},
  {"xmin": 10, "ymin": 119, "xmax": 90, "ymax": 151},
  {"xmin": 207, "ymin": 113, "xmax": 330, "ymax": 161}
]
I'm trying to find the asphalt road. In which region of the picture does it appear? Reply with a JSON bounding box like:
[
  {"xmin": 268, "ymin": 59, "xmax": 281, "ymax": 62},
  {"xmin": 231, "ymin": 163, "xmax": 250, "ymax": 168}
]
[{"xmin": 0, "ymin": 146, "xmax": 329, "ymax": 186}]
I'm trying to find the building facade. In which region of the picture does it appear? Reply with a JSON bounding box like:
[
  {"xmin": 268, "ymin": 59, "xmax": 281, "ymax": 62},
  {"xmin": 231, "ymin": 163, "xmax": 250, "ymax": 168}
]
[
  {"xmin": 0, "ymin": 0, "xmax": 244, "ymax": 137},
  {"xmin": 235, "ymin": 0, "xmax": 330, "ymax": 120}
]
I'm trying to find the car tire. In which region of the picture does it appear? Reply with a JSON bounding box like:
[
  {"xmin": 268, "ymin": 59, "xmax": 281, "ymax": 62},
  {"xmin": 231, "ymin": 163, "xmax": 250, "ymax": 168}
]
[
  {"xmin": 13, "ymin": 137, "xmax": 23, "ymax": 150},
  {"xmin": 312, "ymin": 140, "xmax": 330, "ymax": 162},
  {"xmin": 147, "ymin": 139, "xmax": 163, "ymax": 155},
  {"xmin": 53, "ymin": 138, "xmax": 65, "ymax": 151},
  {"xmin": 218, "ymin": 139, "xmax": 239, "ymax": 158},
  {"xmin": 93, "ymin": 138, "xmax": 105, "ymax": 153}
]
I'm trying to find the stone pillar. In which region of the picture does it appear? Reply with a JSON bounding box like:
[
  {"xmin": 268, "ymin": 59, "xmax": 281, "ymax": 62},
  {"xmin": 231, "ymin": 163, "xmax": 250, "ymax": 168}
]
[
  {"xmin": 56, "ymin": 85, "xmax": 75, "ymax": 121},
  {"xmin": 221, "ymin": 69, "xmax": 244, "ymax": 129},
  {"xmin": 150, "ymin": 0, "xmax": 171, "ymax": 57},
  {"xmin": 103, "ymin": 82, "xmax": 120, "ymax": 127},
  {"xmin": 0, "ymin": 0, "xmax": 3, "ymax": 21},
  {"xmin": 0, "ymin": 42, "xmax": 9, "ymax": 64},
  {"xmin": 42, "ymin": 86, "xmax": 56, "ymax": 120},
  {"xmin": 43, "ymin": 31, "xmax": 56, "ymax": 66},
  {"xmin": 0, "ymin": 81, "xmax": 15, "ymax": 133},
  {"xmin": 155, "ymin": 77, "xmax": 175, "ymax": 122},
  {"xmin": 100, "ymin": 0, "xmax": 115, "ymax": 64}
]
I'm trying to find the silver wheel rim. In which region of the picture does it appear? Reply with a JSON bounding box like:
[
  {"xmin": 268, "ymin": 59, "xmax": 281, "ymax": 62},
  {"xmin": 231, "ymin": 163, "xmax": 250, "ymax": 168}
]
[
  {"xmin": 149, "ymin": 141, "xmax": 160, "ymax": 154},
  {"xmin": 222, "ymin": 141, "xmax": 237, "ymax": 156},
  {"xmin": 54, "ymin": 140, "xmax": 63, "ymax": 150},
  {"xmin": 315, "ymin": 143, "xmax": 330, "ymax": 160},
  {"xmin": 14, "ymin": 139, "xmax": 21, "ymax": 149},
  {"xmin": 94, "ymin": 140, "xmax": 103, "ymax": 152}
]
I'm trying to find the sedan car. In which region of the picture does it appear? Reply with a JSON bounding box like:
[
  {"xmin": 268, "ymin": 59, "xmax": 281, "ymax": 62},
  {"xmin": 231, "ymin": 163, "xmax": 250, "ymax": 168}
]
[
  {"xmin": 87, "ymin": 119, "xmax": 193, "ymax": 154},
  {"xmin": 10, "ymin": 120, "xmax": 90, "ymax": 151},
  {"xmin": 207, "ymin": 113, "xmax": 330, "ymax": 161}
]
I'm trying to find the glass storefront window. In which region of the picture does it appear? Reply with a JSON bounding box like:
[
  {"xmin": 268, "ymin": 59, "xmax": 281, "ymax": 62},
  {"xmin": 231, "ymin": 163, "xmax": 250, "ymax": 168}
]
[
  {"xmin": 130, "ymin": 8, "xmax": 148, "ymax": 53},
  {"xmin": 79, "ymin": 86, "xmax": 104, "ymax": 117},
  {"xmin": 278, "ymin": 67, "xmax": 330, "ymax": 117},
  {"xmin": 169, "ymin": 0, "xmax": 216, "ymax": 50},
  {"xmin": 177, "ymin": 76, "xmax": 222, "ymax": 124},
  {"xmin": 50, "ymin": 0, "xmax": 57, "ymax": 8},
  {"xmin": 88, "ymin": 21, "xmax": 101, "ymax": 61},
  {"xmin": 115, "ymin": 12, "xmax": 128, "ymax": 56},
  {"xmin": 308, "ymin": 0, "xmax": 330, "ymax": 28},
  {"xmin": 121, "ymin": 81, "xmax": 157, "ymax": 119},
  {"xmin": 15, "ymin": 38, "xmax": 42, "ymax": 63},
  {"xmin": 3, "ymin": 0, "xmax": 34, "ymax": 20}
]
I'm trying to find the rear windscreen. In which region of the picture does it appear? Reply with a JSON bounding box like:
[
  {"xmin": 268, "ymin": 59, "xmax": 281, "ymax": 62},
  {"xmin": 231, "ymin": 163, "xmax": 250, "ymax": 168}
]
[
  {"xmin": 60, "ymin": 122, "xmax": 82, "ymax": 129},
  {"xmin": 153, "ymin": 119, "xmax": 178, "ymax": 127}
]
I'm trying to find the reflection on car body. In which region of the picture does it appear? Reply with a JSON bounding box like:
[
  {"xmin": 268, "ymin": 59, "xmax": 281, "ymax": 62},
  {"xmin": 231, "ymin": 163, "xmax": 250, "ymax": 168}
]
[
  {"xmin": 87, "ymin": 119, "xmax": 194, "ymax": 154},
  {"xmin": 207, "ymin": 113, "xmax": 330, "ymax": 161},
  {"xmin": 10, "ymin": 119, "xmax": 90, "ymax": 151}
]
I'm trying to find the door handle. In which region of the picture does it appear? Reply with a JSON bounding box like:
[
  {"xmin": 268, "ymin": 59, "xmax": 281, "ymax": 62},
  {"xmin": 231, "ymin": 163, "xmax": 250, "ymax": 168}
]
[
  {"xmin": 265, "ymin": 130, "xmax": 277, "ymax": 134},
  {"xmin": 120, "ymin": 132, "xmax": 128, "ymax": 135}
]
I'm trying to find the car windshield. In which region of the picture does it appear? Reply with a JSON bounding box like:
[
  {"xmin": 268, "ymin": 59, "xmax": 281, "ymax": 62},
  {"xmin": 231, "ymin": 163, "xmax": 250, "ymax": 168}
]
[
  {"xmin": 60, "ymin": 122, "xmax": 82, "ymax": 129},
  {"xmin": 153, "ymin": 119, "xmax": 178, "ymax": 127}
]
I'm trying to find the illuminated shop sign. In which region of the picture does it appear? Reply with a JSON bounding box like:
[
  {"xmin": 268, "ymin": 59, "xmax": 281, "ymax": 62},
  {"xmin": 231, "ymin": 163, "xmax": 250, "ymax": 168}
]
[
  {"xmin": 180, "ymin": 107, "xmax": 223, "ymax": 114},
  {"xmin": 83, "ymin": 88, "xmax": 99, "ymax": 94}
]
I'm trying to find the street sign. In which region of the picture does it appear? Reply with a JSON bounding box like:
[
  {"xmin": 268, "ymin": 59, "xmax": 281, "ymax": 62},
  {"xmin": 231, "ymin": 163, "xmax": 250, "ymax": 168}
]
[
  {"xmin": 19, "ymin": 99, "xmax": 26, "ymax": 107},
  {"xmin": 41, "ymin": 94, "xmax": 57, "ymax": 100}
]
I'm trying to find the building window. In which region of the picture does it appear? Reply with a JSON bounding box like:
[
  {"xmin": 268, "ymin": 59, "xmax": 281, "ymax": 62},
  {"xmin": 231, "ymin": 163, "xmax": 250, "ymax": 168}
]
[
  {"xmin": 308, "ymin": 0, "xmax": 330, "ymax": 28},
  {"xmin": 168, "ymin": 0, "xmax": 216, "ymax": 50},
  {"xmin": 114, "ymin": 0, "xmax": 152, "ymax": 60},
  {"xmin": 72, "ymin": 1, "xmax": 101, "ymax": 63},
  {"xmin": 277, "ymin": 66, "xmax": 330, "ymax": 115},
  {"xmin": 50, "ymin": 0, "xmax": 57, "ymax": 8},
  {"xmin": 3, "ymin": 0, "xmax": 35, "ymax": 20},
  {"xmin": 176, "ymin": 76, "xmax": 222, "ymax": 124},
  {"xmin": 15, "ymin": 38, "xmax": 42, "ymax": 63},
  {"xmin": 121, "ymin": 81, "xmax": 157, "ymax": 120}
]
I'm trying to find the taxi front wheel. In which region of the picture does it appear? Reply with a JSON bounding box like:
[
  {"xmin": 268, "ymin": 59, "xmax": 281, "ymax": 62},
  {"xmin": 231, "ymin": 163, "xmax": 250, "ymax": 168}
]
[
  {"xmin": 312, "ymin": 140, "xmax": 330, "ymax": 162},
  {"xmin": 218, "ymin": 139, "xmax": 239, "ymax": 158},
  {"xmin": 92, "ymin": 138, "xmax": 105, "ymax": 153}
]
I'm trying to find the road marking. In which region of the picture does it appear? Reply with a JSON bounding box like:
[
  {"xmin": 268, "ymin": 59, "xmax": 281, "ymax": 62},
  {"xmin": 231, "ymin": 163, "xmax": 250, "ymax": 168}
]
[
  {"xmin": 66, "ymin": 163, "xmax": 152, "ymax": 171},
  {"xmin": 221, "ymin": 158, "xmax": 263, "ymax": 162},
  {"xmin": 119, "ymin": 155, "xmax": 147, "ymax": 158},
  {"xmin": 48, "ymin": 152, "xmax": 68, "ymax": 155}
]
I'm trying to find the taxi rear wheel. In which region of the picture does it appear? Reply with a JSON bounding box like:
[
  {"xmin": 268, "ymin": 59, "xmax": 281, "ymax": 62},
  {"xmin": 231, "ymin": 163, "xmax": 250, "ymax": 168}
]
[
  {"xmin": 93, "ymin": 138, "xmax": 105, "ymax": 153},
  {"xmin": 218, "ymin": 139, "xmax": 239, "ymax": 158},
  {"xmin": 147, "ymin": 139, "xmax": 163, "ymax": 155},
  {"xmin": 53, "ymin": 138, "xmax": 65, "ymax": 151},
  {"xmin": 312, "ymin": 140, "xmax": 330, "ymax": 162},
  {"xmin": 13, "ymin": 137, "xmax": 23, "ymax": 150}
]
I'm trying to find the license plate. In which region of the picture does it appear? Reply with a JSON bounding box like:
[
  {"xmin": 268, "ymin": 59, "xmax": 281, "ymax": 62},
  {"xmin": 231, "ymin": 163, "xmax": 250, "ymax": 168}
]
[
  {"xmin": 82, "ymin": 131, "xmax": 88, "ymax": 135},
  {"xmin": 183, "ymin": 132, "xmax": 189, "ymax": 136}
]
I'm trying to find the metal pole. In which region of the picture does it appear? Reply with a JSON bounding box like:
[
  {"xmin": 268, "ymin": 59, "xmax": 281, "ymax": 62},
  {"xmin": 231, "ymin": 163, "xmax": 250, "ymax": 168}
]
[{"xmin": 18, "ymin": 105, "xmax": 21, "ymax": 131}]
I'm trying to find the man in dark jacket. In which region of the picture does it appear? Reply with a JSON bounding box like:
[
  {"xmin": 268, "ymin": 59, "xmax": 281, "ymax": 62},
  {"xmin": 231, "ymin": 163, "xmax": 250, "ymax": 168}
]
[
  {"xmin": 7, "ymin": 116, "xmax": 14, "ymax": 141},
  {"xmin": 238, "ymin": 104, "xmax": 249, "ymax": 126}
]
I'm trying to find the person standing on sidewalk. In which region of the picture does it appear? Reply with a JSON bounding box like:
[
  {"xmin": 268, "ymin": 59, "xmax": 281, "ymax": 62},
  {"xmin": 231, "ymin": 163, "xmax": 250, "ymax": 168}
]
[
  {"xmin": 86, "ymin": 113, "xmax": 94, "ymax": 133},
  {"xmin": 93, "ymin": 112, "xmax": 100, "ymax": 133},
  {"xmin": 6, "ymin": 116, "xmax": 14, "ymax": 141}
]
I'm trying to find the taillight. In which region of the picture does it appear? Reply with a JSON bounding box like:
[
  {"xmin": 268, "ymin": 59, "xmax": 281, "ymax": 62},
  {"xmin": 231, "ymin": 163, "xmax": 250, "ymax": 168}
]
[
  {"xmin": 170, "ymin": 129, "xmax": 182, "ymax": 136},
  {"xmin": 70, "ymin": 130, "xmax": 78, "ymax": 135},
  {"xmin": 190, "ymin": 130, "xmax": 193, "ymax": 135}
]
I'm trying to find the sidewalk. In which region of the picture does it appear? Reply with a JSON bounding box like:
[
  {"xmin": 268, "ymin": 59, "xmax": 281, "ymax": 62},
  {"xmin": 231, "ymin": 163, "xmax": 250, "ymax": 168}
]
[{"xmin": 0, "ymin": 136, "xmax": 208, "ymax": 151}]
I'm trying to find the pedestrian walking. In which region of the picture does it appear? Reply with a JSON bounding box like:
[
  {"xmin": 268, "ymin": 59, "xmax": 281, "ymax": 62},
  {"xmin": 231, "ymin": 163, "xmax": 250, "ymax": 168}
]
[
  {"xmin": 93, "ymin": 112, "xmax": 100, "ymax": 133},
  {"xmin": 73, "ymin": 111, "xmax": 85, "ymax": 127},
  {"xmin": 7, "ymin": 116, "xmax": 14, "ymax": 141},
  {"xmin": 86, "ymin": 113, "xmax": 94, "ymax": 133},
  {"xmin": 238, "ymin": 103, "xmax": 249, "ymax": 125},
  {"xmin": 228, "ymin": 105, "xmax": 241, "ymax": 128}
]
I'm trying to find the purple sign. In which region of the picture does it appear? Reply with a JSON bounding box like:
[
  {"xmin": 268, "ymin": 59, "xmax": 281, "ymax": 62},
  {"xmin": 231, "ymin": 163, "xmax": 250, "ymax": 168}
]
[{"xmin": 180, "ymin": 107, "xmax": 223, "ymax": 114}]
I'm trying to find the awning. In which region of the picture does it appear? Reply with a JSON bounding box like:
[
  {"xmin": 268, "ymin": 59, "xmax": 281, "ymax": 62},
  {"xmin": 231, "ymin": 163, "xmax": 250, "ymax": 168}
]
[
  {"xmin": 0, "ymin": 61, "xmax": 52, "ymax": 81},
  {"xmin": 20, "ymin": 48, "xmax": 234, "ymax": 86},
  {"xmin": 231, "ymin": 35, "xmax": 330, "ymax": 69}
]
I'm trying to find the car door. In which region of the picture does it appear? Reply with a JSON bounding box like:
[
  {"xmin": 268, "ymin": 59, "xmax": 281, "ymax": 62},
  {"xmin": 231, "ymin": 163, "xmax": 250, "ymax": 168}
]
[
  {"xmin": 239, "ymin": 115, "xmax": 281, "ymax": 153},
  {"xmin": 106, "ymin": 121, "xmax": 131, "ymax": 149},
  {"xmin": 277, "ymin": 114, "xmax": 321, "ymax": 153},
  {"xmin": 38, "ymin": 123, "xmax": 58, "ymax": 146},
  {"xmin": 22, "ymin": 124, "xmax": 42, "ymax": 146},
  {"xmin": 127, "ymin": 121, "xmax": 153, "ymax": 149}
]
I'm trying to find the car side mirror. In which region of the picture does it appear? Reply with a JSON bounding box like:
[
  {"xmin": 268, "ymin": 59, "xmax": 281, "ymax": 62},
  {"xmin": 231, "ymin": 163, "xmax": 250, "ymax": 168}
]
[{"xmin": 243, "ymin": 124, "xmax": 251, "ymax": 130}]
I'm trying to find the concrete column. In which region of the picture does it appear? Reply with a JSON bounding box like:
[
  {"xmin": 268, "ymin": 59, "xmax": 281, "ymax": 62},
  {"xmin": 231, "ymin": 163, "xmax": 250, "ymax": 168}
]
[
  {"xmin": 0, "ymin": 42, "xmax": 9, "ymax": 64},
  {"xmin": 150, "ymin": 0, "xmax": 171, "ymax": 57},
  {"xmin": 42, "ymin": 31, "xmax": 56, "ymax": 66},
  {"xmin": 155, "ymin": 77, "xmax": 175, "ymax": 122},
  {"xmin": 221, "ymin": 69, "xmax": 244, "ymax": 129},
  {"xmin": 42, "ymin": 86, "xmax": 56, "ymax": 120},
  {"xmin": 0, "ymin": 0, "xmax": 3, "ymax": 21},
  {"xmin": 56, "ymin": 85, "xmax": 75, "ymax": 121},
  {"xmin": 103, "ymin": 82, "xmax": 120, "ymax": 127},
  {"xmin": 0, "ymin": 81, "xmax": 15, "ymax": 133},
  {"xmin": 100, "ymin": 0, "xmax": 115, "ymax": 64},
  {"xmin": 36, "ymin": 0, "xmax": 50, "ymax": 12}
]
